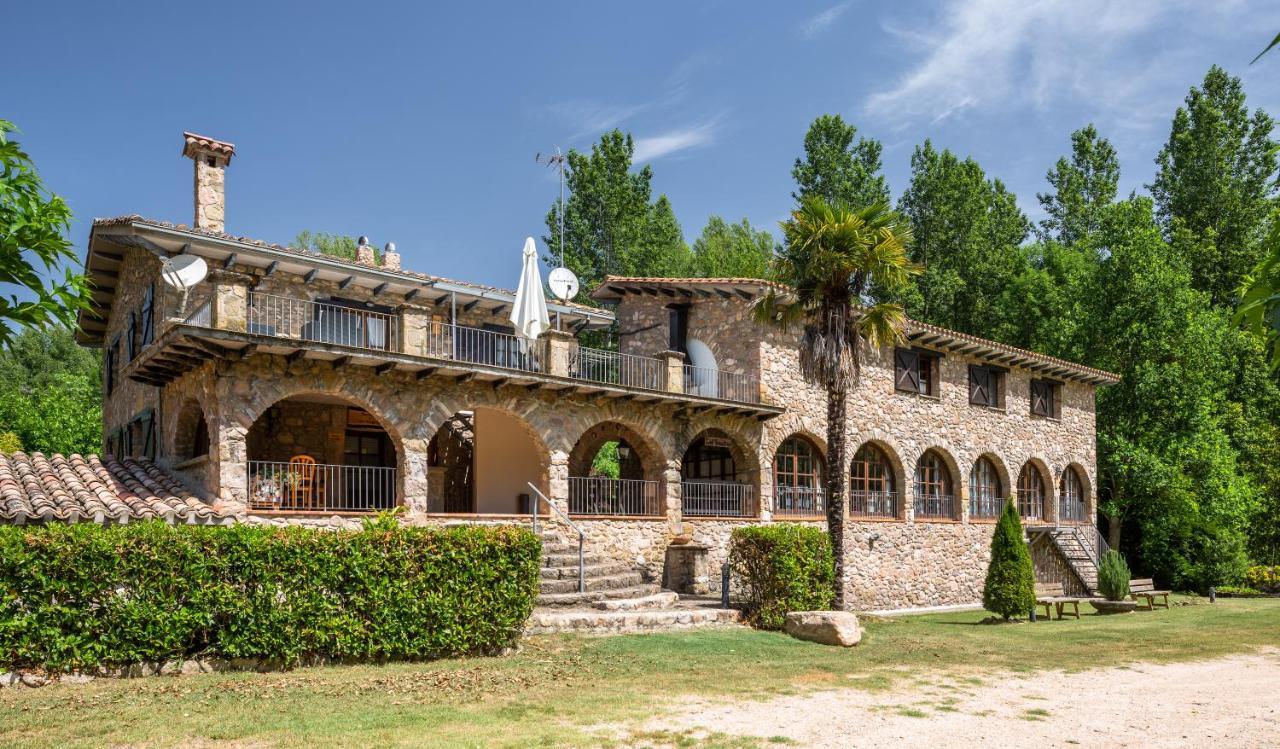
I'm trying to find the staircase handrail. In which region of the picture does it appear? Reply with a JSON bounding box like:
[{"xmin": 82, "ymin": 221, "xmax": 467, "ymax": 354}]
[
  {"xmin": 528, "ymin": 482, "xmax": 585, "ymax": 594},
  {"xmin": 1074, "ymin": 524, "xmax": 1110, "ymax": 568}
]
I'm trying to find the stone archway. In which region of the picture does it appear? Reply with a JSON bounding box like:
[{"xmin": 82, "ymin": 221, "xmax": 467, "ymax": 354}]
[
  {"xmin": 172, "ymin": 398, "xmax": 211, "ymax": 462},
  {"xmin": 425, "ymin": 405, "xmax": 550, "ymax": 515},
  {"xmin": 679, "ymin": 427, "xmax": 760, "ymax": 518},
  {"xmin": 565, "ymin": 420, "xmax": 666, "ymax": 516}
]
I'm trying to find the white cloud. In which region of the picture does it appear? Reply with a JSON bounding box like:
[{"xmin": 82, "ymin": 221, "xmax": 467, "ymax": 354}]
[
  {"xmin": 633, "ymin": 120, "xmax": 720, "ymax": 163},
  {"xmin": 799, "ymin": 2, "xmax": 854, "ymax": 38}
]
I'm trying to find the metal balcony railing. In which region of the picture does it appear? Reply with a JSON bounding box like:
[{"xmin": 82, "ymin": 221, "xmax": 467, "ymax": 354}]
[
  {"xmin": 913, "ymin": 492, "xmax": 956, "ymax": 520},
  {"xmin": 568, "ymin": 477, "xmax": 663, "ymax": 516},
  {"xmin": 681, "ymin": 481, "xmax": 756, "ymax": 517},
  {"xmin": 773, "ymin": 486, "xmax": 825, "ymax": 517},
  {"xmin": 1059, "ymin": 494, "xmax": 1087, "ymax": 522},
  {"xmin": 850, "ymin": 490, "xmax": 899, "ymax": 518},
  {"xmin": 421, "ymin": 322, "xmax": 547, "ymax": 374},
  {"xmin": 570, "ymin": 346, "xmax": 665, "ymax": 391},
  {"xmin": 969, "ymin": 491, "xmax": 1005, "ymax": 520},
  {"xmin": 247, "ymin": 293, "xmax": 398, "ymax": 352},
  {"xmin": 683, "ymin": 365, "xmax": 760, "ymax": 403},
  {"xmin": 185, "ymin": 300, "xmax": 212, "ymax": 327},
  {"xmin": 247, "ymin": 461, "xmax": 396, "ymax": 513}
]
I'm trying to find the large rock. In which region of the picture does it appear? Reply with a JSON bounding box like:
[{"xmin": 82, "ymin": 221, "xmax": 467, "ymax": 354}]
[{"xmin": 784, "ymin": 611, "xmax": 862, "ymax": 647}]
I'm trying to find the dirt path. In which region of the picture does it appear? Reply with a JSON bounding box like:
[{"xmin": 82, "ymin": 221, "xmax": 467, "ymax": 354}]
[{"xmin": 642, "ymin": 650, "xmax": 1280, "ymax": 748}]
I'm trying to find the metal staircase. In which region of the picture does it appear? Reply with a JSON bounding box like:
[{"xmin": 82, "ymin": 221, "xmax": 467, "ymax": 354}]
[{"xmin": 1040, "ymin": 525, "xmax": 1109, "ymax": 595}]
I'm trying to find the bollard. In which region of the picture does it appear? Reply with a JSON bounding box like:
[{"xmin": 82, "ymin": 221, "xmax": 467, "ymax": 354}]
[
  {"xmin": 721, "ymin": 563, "xmax": 730, "ymax": 608},
  {"xmin": 1209, "ymin": 586, "xmax": 1216, "ymax": 604},
  {"xmin": 1029, "ymin": 605, "xmax": 1037, "ymax": 623}
]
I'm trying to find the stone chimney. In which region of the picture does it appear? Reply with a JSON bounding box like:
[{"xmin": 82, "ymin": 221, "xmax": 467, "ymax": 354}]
[
  {"xmin": 382, "ymin": 242, "xmax": 401, "ymax": 271},
  {"xmin": 181, "ymin": 132, "xmax": 236, "ymax": 232},
  {"xmin": 355, "ymin": 236, "xmax": 376, "ymax": 265}
]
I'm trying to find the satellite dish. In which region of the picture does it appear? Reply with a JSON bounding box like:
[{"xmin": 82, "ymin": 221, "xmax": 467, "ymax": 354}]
[
  {"xmin": 161, "ymin": 255, "xmax": 209, "ymax": 290},
  {"xmin": 548, "ymin": 266, "xmax": 579, "ymax": 301}
]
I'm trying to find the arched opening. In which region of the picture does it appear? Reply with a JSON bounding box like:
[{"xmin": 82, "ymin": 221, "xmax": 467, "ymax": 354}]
[
  {"xmin": 246, "ymin": 394, "xmax": 398, "ymax": 513},
  {"xmin": 567, "ymin": 421, "xmax": 663, "ymax": 516},
  {"xmin": 969, "ymin": 456, "xmax": 1005, "ymax": 520},
  {"xmin": 913, "ymin": 449, "xmax": 957, "ymax": 520},
  {"xmin": 680, "ymin": 428, "xmax": 756, "ymax": 517},
  {"xmin": 426, "ymin": 407, "xmax": 548, "ymax": 515},
  {"xmin": 850, "ymin": 442, "xmax": 898, "ymax": 518},
  {"xmin": 1059, "ymin": 466, "xmax": 1086, "ymax": 523},
  {"xmin": 1017, "ymin": 462, "xmax": 1047, "ymax": 522},
  {"xmin": 773, "ymin": 434, "xmax": 825, "ymax": 517},
  {"xmin": 173, "ymin": 399, "xmax": 210, "ymax": 462}
]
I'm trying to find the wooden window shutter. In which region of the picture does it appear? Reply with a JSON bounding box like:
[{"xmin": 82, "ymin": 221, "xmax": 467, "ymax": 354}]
[
  {"xmin": 142, "ymin": 411, "xmax": 156, "ymax": 460},
  {"xmin": 127, "ymin": 313, "xmax": 137, "ymax": 360},
  {"xmin": 969, "ymin": 366, "xmax": 989, "ymax": 405},
  {"xmin": 895, "ymin": 349, "xmax": 919, "ymax": 392},
  {"xmin": 1031, "ymin": 380, "xmax": 1053, "ymax": 416},
  {"xmin": 141, "ymin": 284, "xmax": 155, "ymax": 347}
]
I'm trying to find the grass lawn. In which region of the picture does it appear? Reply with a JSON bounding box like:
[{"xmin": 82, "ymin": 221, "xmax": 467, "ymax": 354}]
[{"xmin": 2, "ymin": 596, "xmax": 1277, "ymax": 748}]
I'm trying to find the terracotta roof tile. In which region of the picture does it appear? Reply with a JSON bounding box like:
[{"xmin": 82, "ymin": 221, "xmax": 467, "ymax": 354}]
[
  {"xmin": 0, "ymin": 452, "xmax": 233, "ymax": 526},
  {"xmin": 182, "ymin": 132, "xmax": 236, "ymax": 163}
]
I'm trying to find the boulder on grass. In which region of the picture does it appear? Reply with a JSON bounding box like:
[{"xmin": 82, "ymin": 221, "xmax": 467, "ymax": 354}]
[{"xmin": 783, "ymin": 610, "xmax": 862, "ymax": 647}]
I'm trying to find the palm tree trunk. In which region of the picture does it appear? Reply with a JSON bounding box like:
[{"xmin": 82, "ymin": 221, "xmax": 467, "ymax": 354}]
[{"xmin": 826, "ymin": 380, "xmax": 847, "ymax": 610}]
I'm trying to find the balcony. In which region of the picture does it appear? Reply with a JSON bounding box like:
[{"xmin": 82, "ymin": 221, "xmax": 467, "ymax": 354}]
[
  {"xmin": 850, "ymin": 490, "xmax": 899, "ymax": 519},
  {"xmin": 568, "ymin": 477, "xmax": 663, "ymax": 516},
  {"xmin": 913, "ymin": 492, "xmax": 956, "ymax": 520},
  {"xmin": 248, "ymin": 461, "xmax": 396, "ymax": 513},
  {"xmin": 681, "ymin": 481, "xmax": 756, "ymax": 518},
  {"xmin": 127, "ymin": 289, "xmax": 781, "ymax": 415},
  {"xmin": 773, "ymin": 486, "xmax": 825, "ymax": 517}
]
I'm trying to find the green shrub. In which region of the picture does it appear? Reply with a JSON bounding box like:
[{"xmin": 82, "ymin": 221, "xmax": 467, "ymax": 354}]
[
  {"xmin": 982, "ymin": 501, "xmax": 1036, "ymax": 620},
  {"xmin": 0, "ymin": 522, "xmax": 540, "ymax": 672},
  {"xmin": 0, "ymin": 432, "xmax": 22, "ymax": 453},
  {"xmin": 1245, "ymin": 565, "xmax": 1279, "ymax": 593},
  {"xmin": 1097, "ymin": 550, "xmax": 1132, "ymax": 601},
  {"xmin": 729, "ymin": 524, "xmax": 834, "ymax": 629},
  {"xmin": 1215, "ymin": 585, "xmax": 1267, "ymax": 598}
]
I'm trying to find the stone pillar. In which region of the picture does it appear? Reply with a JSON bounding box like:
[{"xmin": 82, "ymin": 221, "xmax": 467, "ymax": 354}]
[
  {"xmin": 547, "ymin": 449, "xmax": 571, "ymax": 525},
  {"xmin": 543, "ymin": 329, "xmax": 577, "ymax": 378},
  {"xmin": 958, "ymin": 483, "xmax": 970, "ymax": 524},
  {"xmin": 181, "ymin": 132, "xmax": 235, "ymax": 233},
  {"xmin": 400, "ymin": 437, "xmax": 432, "ymax": 519},
  {"xmin": 658, "ymin": 350, "xmax": 686, "ymax": 394},
  {"xmin": 209, "ymin": 270, "xmax": 252, "ymax": 333},
  {"xmin": 664, "ymin": 462, "xmax": 683, "ymax": 532},
  {"xmin": 214, "ymin": 418, "xmax": 249, "ymax": 511},
  {"xmin": 397, "ymin": 303, "xmax": 432, "ymax": 357}
]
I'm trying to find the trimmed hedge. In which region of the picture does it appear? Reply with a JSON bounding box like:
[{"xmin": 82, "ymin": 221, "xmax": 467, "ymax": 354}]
[
  {"xmin": 729, "ymin": 524, "xmax": 834, "ymax": 630},
  {"xmin": 0, "ymin": 522, "xmax": 540, "ymax": 672}
]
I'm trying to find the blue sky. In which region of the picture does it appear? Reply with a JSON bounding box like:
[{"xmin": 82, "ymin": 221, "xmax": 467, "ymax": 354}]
[{"xmin": 8, "ymin": 1, "xmax": 1279, "ymax": 292}]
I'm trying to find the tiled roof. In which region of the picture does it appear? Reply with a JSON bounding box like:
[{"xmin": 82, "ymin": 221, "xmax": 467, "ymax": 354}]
[
  {"xmin": 0, "ymin": 452, "xmax": 233, "ymax": 525},
  {"xmin": 182, "ymin": 131, "xmax": 236, "ymax": 163}
]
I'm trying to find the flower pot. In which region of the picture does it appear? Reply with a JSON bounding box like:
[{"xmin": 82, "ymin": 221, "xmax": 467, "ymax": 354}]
[{"xmin": 1089, "ymin": 599, "xmax": 1137, "ymax": 615}]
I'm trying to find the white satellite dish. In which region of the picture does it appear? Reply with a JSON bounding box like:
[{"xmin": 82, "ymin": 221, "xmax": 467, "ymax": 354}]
[
  {"xmin": 161, "ymin": 254, "xmax": 209, "ymax": 290},
  {"xmin": 548, "ymin": 266, "xmax": 579, "ymax": 301}
]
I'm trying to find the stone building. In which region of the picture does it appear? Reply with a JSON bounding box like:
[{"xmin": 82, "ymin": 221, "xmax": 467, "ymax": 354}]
[{"xmin": 73, "ymin": 132, "xmax": 1119, "ymax": 615}]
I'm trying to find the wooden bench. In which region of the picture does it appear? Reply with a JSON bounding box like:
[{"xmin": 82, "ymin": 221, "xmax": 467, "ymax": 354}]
[
  {"xmin": 1034, "ymin": 582, "xmax": 1087, "ymax": 620},
  {"xmin": 1130, "ymin": 578, "xmax": 1171, "ymax": 610}
]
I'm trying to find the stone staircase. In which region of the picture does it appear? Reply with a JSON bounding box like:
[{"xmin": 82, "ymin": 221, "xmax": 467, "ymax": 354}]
[
  {"xmin": 1046, "ymin": 527, "xmax": 1101, "ymax": 594},
  {"xmin": 526, "ymin": 533, "xmax": 740, "ymax": 634}
]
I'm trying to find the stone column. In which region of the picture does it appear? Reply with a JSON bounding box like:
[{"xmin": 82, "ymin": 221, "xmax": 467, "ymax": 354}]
[
  {"xmin": 543, "ymin": 330, "xmax": 577, "ymax": 378},
  {"xmin": 213, "ymin": 418, "xmax": 249, "ymax": 512},
  {"xmin": 664, "ymin": 462, "xmax": 683, "ymax": 533},
  {"xmin": 397, "ymin": 303, "xmax": 433, "ymax": 357},
  {"xmin": 209, "ymin": 270, "xmax": 252, "ymax": 333},
  {"xmin": 400, "ymin": 437, "xmax": 432, "ymax": 520},
  {"xmin": 958, "ymin": 483, "xmax": 970, "ymax": 524},
  {"xmin": 547, "ymin": 449, "xmax": 571, "ymax": 526},
  {"xmin": 658, "ymin": 350, "xmax": 686, "ymax": 394}
]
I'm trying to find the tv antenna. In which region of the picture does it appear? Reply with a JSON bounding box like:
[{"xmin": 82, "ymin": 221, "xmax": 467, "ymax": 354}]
[
  {"xmin": 536, "ymin": 147, "xmax": 567, "ymax": 269},
  {"xmin": 537, "ymin": 146, "xmax": 579, "ymax": 302}
]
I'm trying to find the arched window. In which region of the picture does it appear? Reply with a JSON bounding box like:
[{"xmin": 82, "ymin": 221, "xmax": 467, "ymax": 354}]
[
  {"xmin": 914, "ymin": 451, "xmax": 955, "ymax": 519},
  {"xmin": 1017, "ymin": 463, "xmax": 1046, "ymax": 521},
  {"xmin": 851, "ymin": 444, "xmax": 896, "ymax": 517},
  {"xmin": 773, "ymin": 436, "xmax": 824, "ymax": 516},
  {"xmin": 1059, "ymin": 467, "xmax": 1085, "ymax": 522},
  {"xmin": 969, "ymin": 457, "xmax": 1004, "ymax": 519}
]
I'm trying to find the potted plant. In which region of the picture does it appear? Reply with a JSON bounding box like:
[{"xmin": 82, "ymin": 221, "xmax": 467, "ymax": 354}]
[{"xmin": 1090, "ymin": 550, "xmax": 1138, "ymax": 614}]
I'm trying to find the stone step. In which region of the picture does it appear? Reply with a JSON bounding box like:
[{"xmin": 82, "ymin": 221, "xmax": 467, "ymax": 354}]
[
  {"xmin": 540, "ymin": 562, "xmax": 633, "ymax": 580},
  {"xmin": 592, "ymin": 591, "xmax": 681, "ymax": 611},
  {"xmin": 543, "ymin": 552, "xmax": 609, "ymax": 567},
  {"xmin": 539, "ymin": 571, "xmax": 645, "ymax": 595},
  {"xmin": 536, "ymin": 584, "xmax": 662, "ymax": 607},
  {"xmin": 524, "ymin": 606, "xmax": 741, "ymax": 635},
  {"xmin": 541, "ymin": 542, "xmax": 586, "ymax": 556}
]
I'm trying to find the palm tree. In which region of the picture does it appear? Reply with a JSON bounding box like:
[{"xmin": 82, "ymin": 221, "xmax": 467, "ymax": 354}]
[{"xmin": 754, "ymin": 197, "xmax": 919, "ymax": 609}]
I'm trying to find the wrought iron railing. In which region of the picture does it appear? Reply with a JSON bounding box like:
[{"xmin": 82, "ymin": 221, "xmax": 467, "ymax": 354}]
[
  {"xmin": 417, "ymin": 321, "xmax": 547, "ymax": 374},
  {"xmin": 850, "ymin": 490, "xmax": 899, "ymax": 518},
  {"xmin": 773, "ymin": 486, "xmax": 825, "ymax": 517},
  {"xmin": 681, "ymin": 481, "xmax": 756, "ymax": 517},
  {"xmin": 247, "ymin": 461, "xmax": 396, "ymax": 513},
  {"xmin": 1058, "ymin": 493, "xmax": 1087, "ymax": 523},
  {"xmin": 184, "ymin": 300, "xmax": 212, "ymax": 327},
  {"xmin": 682, "ymin": 365, "xmax": 760, "ymax": 403},
  {"xmin": 247, "ymin": 293, "xmax": 398, "ymax": 352},
  {"xmin": 568, "ymin": 477, "xmax": 663, "ymax": 516},
  {"xmin": 969, "ymin": 491, "xmax": 1005, "ymax": 520},
  {"xmin": 913, "ymin": 492, "xmax": 956, "ymax": 520},
  {"xmin": 570, "ymin": 346, "xmax": 665, "ymax": 391},
  {"xmin": 1070, "ymin": 523, "xmax": 1110, "ymax": 568}
]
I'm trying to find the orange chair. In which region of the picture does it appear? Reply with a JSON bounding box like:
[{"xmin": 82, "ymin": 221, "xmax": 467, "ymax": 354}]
[{"xmin": 288, "ymin": 455, "xmax": 318, "ymax": 510}]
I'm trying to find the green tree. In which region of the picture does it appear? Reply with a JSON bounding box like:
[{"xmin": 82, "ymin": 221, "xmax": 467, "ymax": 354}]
[
  {"xmin": 1151, "ymin": 65, "xmax": 1278, "ymax": 307},
  {"xmin": 1036, "ymin": 125, "xmax": 1120, "ymax": 245},
  {"xmin": 892, "ymin": 141, "xmax": 1030, "ymax": 338},
  {"xmin": 293, "ymin": 231, "xmax": 364, "ymax": 262},
  {"xmin": 1235, "ymin": 216, "xmax": 1280, "ymax": 373},
  {"xmin": 543, "ymin": 130, "xmax": 690, "ymax": 300},
  {"xmin": 791, "ymin": 115, "xmax": 890, "ymax": 209},
  {"xmin": 0, "ymin": 121, "xmax": 91, "ymax": 346},
  {"xmin": 686, "ymin": 217, "xmax": 776, "ymax": 279},
  {"xmin": 0, "ymin": 327, "xmax": 102, "ymax": 455},
  {"xmin": 755, "ymin": 198, "xmax": 918, "ymax": 609},
  {"xmin": 982, "ymin": 501, "xmax": 1036, "ymax": 620}
]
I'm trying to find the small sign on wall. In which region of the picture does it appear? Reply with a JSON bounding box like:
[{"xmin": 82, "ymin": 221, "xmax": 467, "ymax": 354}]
[
  {"xmin": 347, "ymin": 407, "xmax": 380, "ymax": 428},
  {"xmin": 704, "ymin": 436, "xmax": 733, "ymax": 450}
]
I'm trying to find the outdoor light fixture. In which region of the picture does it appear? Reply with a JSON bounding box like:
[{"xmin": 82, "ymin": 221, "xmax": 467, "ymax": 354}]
[{"xmin": 617, "ymin": 445, "xmax": 631, "ymax": 461}]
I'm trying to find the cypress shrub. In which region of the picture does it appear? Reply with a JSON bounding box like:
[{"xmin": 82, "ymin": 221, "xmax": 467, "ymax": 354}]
[
  {"xmin": 1097, "ymin": 550, "xmax": 1132, "ymax": 601},
  {"xmin": 0, "ymin": 521, "xmax": 540, "ymax": 672},
  {"xmin": 982, "ymin": 501, "xmax": 1036, "ymax": 620},
  {"xmin": 729, "ymin": 524, "xmax": 834, "ymax": 630}
]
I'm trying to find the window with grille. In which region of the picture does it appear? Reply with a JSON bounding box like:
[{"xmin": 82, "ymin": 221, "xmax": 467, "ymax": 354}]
[
  {"xmin": 968, "ymin": 457, "xmax": 1004, "ymax": 518},
  {"xmin": 773, "ymin": 436, "xmax": 824, "ymax": 515},
  {"xmin": 1030, "ymin": 379, "xmax": 1059, "ymax": 418},
  {"xmin": 913, "ymin": 450, "xmax": 954, "ymax": 519},
  {"xmin": 1017, "ymin": 463, "xmax": 1046, "ymax": 520},
  {"xmin": 895, "ymin": 348, "xmax": 939, "ymax": 397}
]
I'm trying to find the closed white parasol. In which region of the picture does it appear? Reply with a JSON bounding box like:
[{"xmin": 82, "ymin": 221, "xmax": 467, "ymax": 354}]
[{"xmin": 510, "ymin": 236, "xmax": 551, "ymax": 342}]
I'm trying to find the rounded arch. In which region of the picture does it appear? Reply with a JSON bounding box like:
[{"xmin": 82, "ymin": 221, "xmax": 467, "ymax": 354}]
[
  {"xmin": 568, "ymin": 420, "xmax": 665, "ymax": 482},
  {"xmin": 1016, "ymin": 459, "xmax": 1051, "ymax": 522},
  {"xmin": 426, "ymin": 404, "xmax": 552, "ymax": 515},
  {"xmin": 1058, "ymin": 463, "xmax": 1090, "ymax": 523},
  {"xmin": 772, "ymin": 432, "xmax": 826, "ymax": 516},
  {"xmin": 172, "ymin": 397, "xmax": 212, "ymax": 462},
  {"xmin": 968, "ymin": 453, "xmax": 1008, "ymax": 520},
  {"xmin": 850, "ymin": 439, "xmax": 905, "ymax": 518},
  {"xmin": 913, "ymin": 447, "xmax": 961, "ymax": 520},
  {"xmin": 679, "ymin": 426, "xmax": 760, "ymax": 517}
]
